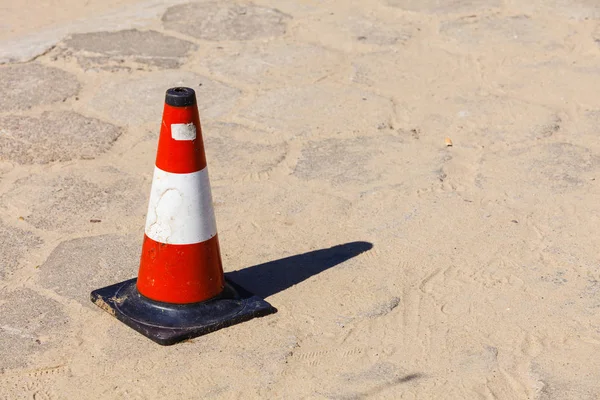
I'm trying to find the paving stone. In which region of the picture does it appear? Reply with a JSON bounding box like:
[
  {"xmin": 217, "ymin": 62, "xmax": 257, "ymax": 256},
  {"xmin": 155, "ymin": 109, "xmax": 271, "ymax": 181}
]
[
  {"xmin": 204, "ymin": 43, "xmax": 344, "ymax": 86},
  {"xmin": 531, "ymin": 346, "xmax": 600, "ymax": 400},
  {"xmin": 38, "ymin": 235, "xmax": 139, "ymax": 306},
  {"xmin": 204, "ymin": 122, "xmax": 287, "ymax": 181},
  {"xmin": 294, "ymin": 135, "xmax": 440, "ymax": 188},
  {"xmin": 87, "ymin": 71, "xmax": 240, "ymax": 125},
  {"xmin": 440, "ymin": 15, "xmax": 561, "ymax": 49},
  {"xmin": 238, "ymin": 85, "xmax": 394, "ymax": 138},
  {"xmin": 348, "ymin": 17, "xmax": 413, "ymax": 46},
  {"xmin": 350, "ymin": 50, "xmax": 477, "ymax": 100},
  {"xmin": 1, "ymin": 169, "xmax": 146, "ymax": 232},
  {"xmin": 0, "ymin": 221, "xmax": 42, "ymax": 279},
  {"xmin": 162, "ymin": 2, "xmax": 289, "ymax": 41},
  {"xmin": 203, "ymin": 121, "xmax": 277, "ymax": 145},
  {"xmin": 549, "ymin": 0, "xmax": 600, "ymax": 20},
  {"xmin": 495, "ymin": 60, "xmax": 600, "ymax": 110},
  {"xmin": 0, "ymin": 288, "xmax": 69, "ymax": 370},
  {"xmin": 297, "ymin": 14, "xmax": 416, "ymax": 50},
  {"xmin": 478, "ymin": 143, "xmax": 600, "ymax": 196},
  {"xmin": 295, "ymin": 138, "xmax": 379, "ymax": 186},
  {"xmin": 351, "ymin": 51, "xmax": 560, "ymax": 144},
  {"xmin": 58, "ymin": 29, "xmax": 197, "ymax": 70},
  {"xmin": 438, "ymin": 95, "xmax": 560, "ymax": 147},
  {"xmin": 386, "ymin": 0, "xmax": 500, "ymax": 14},
  {"xmin": 0, "ymin": 64, "xmax": 80, "ymax": 112},
  {"xmin": 0, "ymin": 112, "xmax": 121, "ymax": 164},
  {"xmin": 573, "ymin": 109, "xmax": 600, "ymax": 143}
]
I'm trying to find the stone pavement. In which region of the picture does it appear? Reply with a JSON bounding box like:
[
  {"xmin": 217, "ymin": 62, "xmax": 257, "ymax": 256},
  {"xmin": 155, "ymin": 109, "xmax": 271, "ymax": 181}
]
[{"xmin": 2, "ymin": 0, "xmax": 600, "ymax": 398}]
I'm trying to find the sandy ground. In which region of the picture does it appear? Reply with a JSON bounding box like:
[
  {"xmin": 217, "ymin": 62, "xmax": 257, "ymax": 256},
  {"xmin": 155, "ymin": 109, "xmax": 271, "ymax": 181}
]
[{"xmin": 1, "ymin": 0, "xmax": 600, "ymax": 398}]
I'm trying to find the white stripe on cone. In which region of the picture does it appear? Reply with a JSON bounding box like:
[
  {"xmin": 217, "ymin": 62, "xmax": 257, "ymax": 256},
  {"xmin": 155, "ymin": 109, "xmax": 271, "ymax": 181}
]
[{"xmin": 145, "ymin": 166, "xmax": 217, "ymax": 245}]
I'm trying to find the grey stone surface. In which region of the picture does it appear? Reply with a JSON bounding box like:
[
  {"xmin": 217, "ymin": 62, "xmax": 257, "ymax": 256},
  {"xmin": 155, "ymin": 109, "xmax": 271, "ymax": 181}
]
[
  {"xmin": 440, "ymin": 15, "xmax": 559, "ymax": 48},
  {"xmin": 0, "ymin": 112, "xmax": 121, "ymax": 164},
  {"xmin": 0, "ymin": 64, "xmax": 80, "ymax": 112},
  {"xmin": 38, "ymin": 235, "xmax": 139, "ymax": 305},
  {"xmin": 204, "ymin": 43, "xmax": 344, "ymax": 86},
  {"xmin": 1, "ymin": 170, "xmax": 146, "ymax": 231},
  {"xmin": 297, "ymin": 14, "xmax": 416, "ymax": 50},
  {"xmin": 532, "ymin": 348, "xmax": 600, "ymax": 400},
  {"xmin": 348, "ymin": 17, "xmax": 412, "ymax": 46},
  {"xmin": 295, "ymin": 138, "xmax": 378, "ymax": 186},
  {"xmin": 528, "ymin": 143, "xmax": 600, "ymax": 189},
  {"xmin": 0, "ymin": 288, "xmax": 69, "ymax": 370},
  {"xmin": 350, "ymin": 50, "xmax": 478, "ymax": 100},
  {"xmin": 387, "ymin": 0, "xmax": 500, "ymax": 14},
  {"xmin": 58, "ymin": 29, "xmax": 197, "ymax": 70},
  {"xmin": 436, "ymin": 95, "xmax": 559, "ymax": 147},
  {"xmin": 0, "ymin": 222, "xmax": 43, "ymax": 279},
  {"xmin": 549, "ymin": 0, "xmax": 600, "ymax": 19},
  {"xmin": 479, "ymin": 143, "xmax": 600, "ymax": 195},
  {"xmin": 87, "ymin": 71, "xmax": 240, "ymax": 125},
  {"xmin": 294, "ymin": 135, "xmax": 439, "ymax": 188},
  {"xmin": 238, "ymin": 85, "xmax": 394, "ymax": 137},
  {"xmin": 204, "ymin": 123, "xmax": 287, "ymax": 181},
  {"xmin": 162, "ymin": 2, "xmax": 290, "ymax": 41}
]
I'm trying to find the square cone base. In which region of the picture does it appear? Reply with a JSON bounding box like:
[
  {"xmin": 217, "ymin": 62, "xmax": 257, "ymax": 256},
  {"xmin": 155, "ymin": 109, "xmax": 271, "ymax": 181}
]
[{"xmin": 90, "ymin": 277, "xmax": 276, "ymax": 345}]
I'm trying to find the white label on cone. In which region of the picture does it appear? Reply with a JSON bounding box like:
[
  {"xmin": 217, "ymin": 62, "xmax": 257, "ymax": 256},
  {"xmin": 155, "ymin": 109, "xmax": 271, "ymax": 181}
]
[
  {"xmin": 171, "ymin": 123, "xmax": 197, "ymax": 141},
  {"xmin": 145, "ymin": 166, "xmax": 217, "ymax": 245}
]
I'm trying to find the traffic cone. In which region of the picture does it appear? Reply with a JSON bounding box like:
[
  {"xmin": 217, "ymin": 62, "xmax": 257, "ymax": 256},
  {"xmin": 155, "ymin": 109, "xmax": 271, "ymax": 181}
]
[{"xmin": 91, "ymin": 87, "xmax": 276, "ymax": 345}]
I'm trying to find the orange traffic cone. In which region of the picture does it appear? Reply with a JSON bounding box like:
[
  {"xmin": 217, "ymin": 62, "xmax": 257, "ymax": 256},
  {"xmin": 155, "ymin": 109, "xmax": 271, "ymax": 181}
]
[{"xmin": 91, "ymin": 87, "xmax": 275, "ymax": 345}]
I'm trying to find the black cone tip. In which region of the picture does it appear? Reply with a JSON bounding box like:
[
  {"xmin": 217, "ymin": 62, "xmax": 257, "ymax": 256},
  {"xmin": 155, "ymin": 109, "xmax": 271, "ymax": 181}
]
[{"xmin": 165, "ymin": 87, "xmax": 196, "ymax": 107}]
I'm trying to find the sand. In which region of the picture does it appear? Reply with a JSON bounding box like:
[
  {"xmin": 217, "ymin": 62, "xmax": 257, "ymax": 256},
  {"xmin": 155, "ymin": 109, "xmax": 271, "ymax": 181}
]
[{"xmin": 1, "ymin": 0, "xmax": 600, "ymax": 398}]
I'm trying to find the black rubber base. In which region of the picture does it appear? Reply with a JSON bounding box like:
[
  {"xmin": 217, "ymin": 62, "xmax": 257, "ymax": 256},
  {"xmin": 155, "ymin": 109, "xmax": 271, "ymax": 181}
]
[{"xmin": 90, "ymin": 277, "xmax": 276, "ymax": 345}]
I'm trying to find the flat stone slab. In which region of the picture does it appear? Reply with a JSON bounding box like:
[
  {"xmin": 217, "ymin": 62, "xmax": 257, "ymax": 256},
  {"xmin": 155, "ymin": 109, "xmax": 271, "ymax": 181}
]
[
  {"xmin": 57, "ymin": 29, "xmax": 197, "ymax": 71},
  {"xmin": 162, "ymin": 2, "xmax": 290, "ymax": 41},
  {"xmin": 0, "ymin": 111, "xmax": 121, "ymax": 164},
  {"xmin": 386, "ymin": 0, "xmax": 501, "ymax": 14},
  {"xmin": 1, "ymin": 169, "xmax": 146, "ymax": 232},
  {"xmin": 0, "ymin": 288, "xmax": 69, "ymax": 370},
  {"xmin": 0, "ymin": 64, "xmax": 80, "ymax": 112},
  {"xmin": 478, "ymin": 143, "xmax": 600, "ymax": 196},
  {"xmin": 296, "ymin": 14, "xmax": 416, "ymax": 50},
  {"xmin": 203, "ymin": 43, "xmax": 345, "ymax": 87},
  {"xmin": 419, "ymin": 94, "xmax": 560, "ymax": 147},
  {"xmin": 238, "ymin": 85, "xmax": 394, "ymax": 138},
  {"xmin": 494, "ymin": 60, "xmax": 600, "ymax": 110},
  {"xmin": 345, "ymin": 17, "xmax": 413, "ymax": 46},
  {"xmin": 204, "ymin": 123, "xmax": 287, "ymax": 182},
  {"xmin": 87, "ymin": 71, "xmax": 240, "ymax": 125},
  {"xmin": 351, "ymin": 50, "xmax": 477, "ymax": 99},
  {"xmin": 38, "ymin": 235, "xmax": 140, "ymax": 306},
  {"xmin": 548, "ymin": 0, "xmax": 600, "ymax": 19},
  {"xmin": 0, "ymin": 221, "xmax": 42, "ymax": 279},
  {"xmin": 531, "ymin": 344, "xmax": 600, "ymax": 399},
  {"xmin": 440, "ymin": 15, "xmax": 562, "ymax": 50},
  {"xmin": 294, "ymin": 135, "xmax": 440, "ymax": 189}
]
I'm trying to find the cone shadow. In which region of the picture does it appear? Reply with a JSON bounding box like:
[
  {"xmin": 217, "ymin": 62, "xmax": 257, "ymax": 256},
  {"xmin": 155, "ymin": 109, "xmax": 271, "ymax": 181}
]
[{"xmin": 227, "ymin": 241, "xmax": 373, "ymax": 298}]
